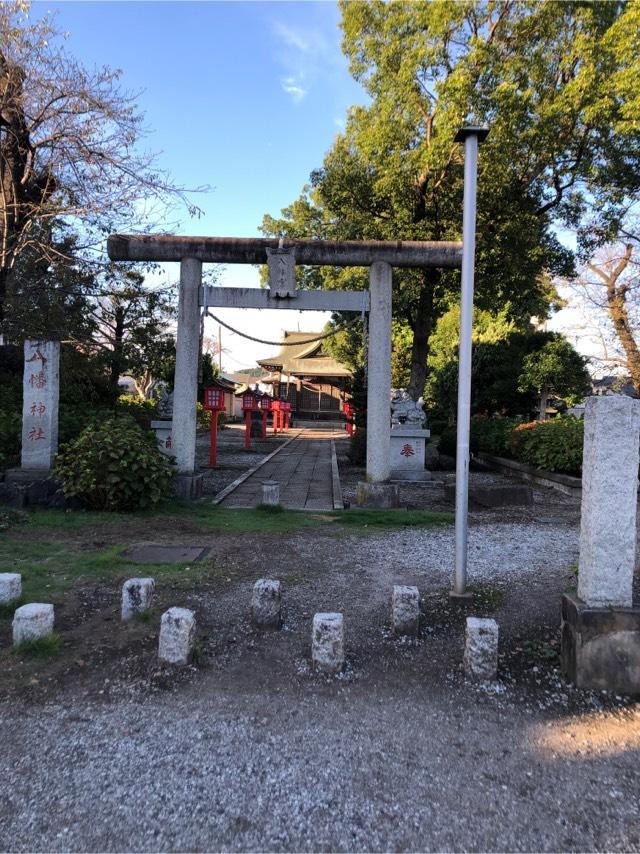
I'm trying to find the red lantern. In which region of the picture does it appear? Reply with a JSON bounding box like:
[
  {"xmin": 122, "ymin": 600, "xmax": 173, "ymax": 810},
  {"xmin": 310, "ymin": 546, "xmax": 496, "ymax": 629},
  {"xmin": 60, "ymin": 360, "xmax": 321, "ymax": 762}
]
[
  {"xmin": 258, "ymin": 395, "xmax": 270, "ymax": 439},
  {"xmin": 203, "ymin": 385, "xmax": 226, "ymax": 467},
  {"xmin": 242, "ymin": 389, "xmax": 259, "ymax": 450},
  {"xmin": 204, "ymin": 385, "xmax": 225, "ymax": 412},
  {"xmin": 242, "ymin": 391, "xmax": 257, "ymax": 411}
]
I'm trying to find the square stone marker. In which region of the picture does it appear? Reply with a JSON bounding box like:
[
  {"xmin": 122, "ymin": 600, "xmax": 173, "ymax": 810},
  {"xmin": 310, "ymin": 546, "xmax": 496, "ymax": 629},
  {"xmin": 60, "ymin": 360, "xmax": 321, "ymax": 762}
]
[{"xmin": 122, "ymin": 545, "xmax": 207, "ymax": 564}]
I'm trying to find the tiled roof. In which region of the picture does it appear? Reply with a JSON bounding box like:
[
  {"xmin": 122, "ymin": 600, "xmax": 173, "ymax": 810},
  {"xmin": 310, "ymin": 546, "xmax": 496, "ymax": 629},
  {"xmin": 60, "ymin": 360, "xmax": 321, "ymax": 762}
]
[{"xmin": 257, "ymin": 331, "xmax": 351, "ymax": 377}]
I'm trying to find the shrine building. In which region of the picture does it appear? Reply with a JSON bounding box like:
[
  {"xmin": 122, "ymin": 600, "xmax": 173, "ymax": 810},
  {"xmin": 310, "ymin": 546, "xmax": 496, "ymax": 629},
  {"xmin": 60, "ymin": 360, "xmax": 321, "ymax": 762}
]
[{"xmin": 257, "ymin": 331, "xmax": 352, "ymax": 421}]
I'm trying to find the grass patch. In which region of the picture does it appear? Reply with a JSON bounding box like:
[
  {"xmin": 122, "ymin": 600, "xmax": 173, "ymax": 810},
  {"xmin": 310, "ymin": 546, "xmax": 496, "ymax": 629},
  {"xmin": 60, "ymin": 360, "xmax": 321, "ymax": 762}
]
[
  {"xmin": 0, "ymin": 538, "xmax": 214, "ymax": 603},
  {"xmin": 255, "ymin": 503, "xmax": 285, "ymax": 514},
  {"xmin": 335, "ymin": 509, "xmax": 454, "ymax": 529},
  {"xmin": 8, "ymin": 501, "xmax": 455, "ymax": 538},
  {"xmin": 13, "ymin": 632, "xmax": 61, "ymax": 658},
  {"xmin": 0, "ymin": 503, "xmax": 455, "ymax": 604}
]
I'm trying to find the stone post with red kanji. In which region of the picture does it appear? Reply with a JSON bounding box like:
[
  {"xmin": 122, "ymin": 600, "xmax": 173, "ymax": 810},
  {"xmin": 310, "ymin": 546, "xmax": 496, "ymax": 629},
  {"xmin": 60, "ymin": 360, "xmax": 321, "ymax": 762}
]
[{"xmin": 21, "ymin": 340, "xmax": 60, "ymax": 471}]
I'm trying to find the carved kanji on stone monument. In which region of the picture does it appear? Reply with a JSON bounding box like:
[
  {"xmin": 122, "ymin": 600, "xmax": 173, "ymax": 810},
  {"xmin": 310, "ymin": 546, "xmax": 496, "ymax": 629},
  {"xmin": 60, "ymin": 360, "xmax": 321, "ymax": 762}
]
[{"xmin": 21, "ymin": 340, "xmax": 60, "ymax": 471}]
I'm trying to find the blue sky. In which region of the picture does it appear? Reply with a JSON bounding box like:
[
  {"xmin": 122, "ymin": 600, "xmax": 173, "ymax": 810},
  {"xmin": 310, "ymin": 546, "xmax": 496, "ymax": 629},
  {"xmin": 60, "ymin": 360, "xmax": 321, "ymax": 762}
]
[{"xmin": 33, "ymin": 0, "xmax": 366, "ymax": 371}]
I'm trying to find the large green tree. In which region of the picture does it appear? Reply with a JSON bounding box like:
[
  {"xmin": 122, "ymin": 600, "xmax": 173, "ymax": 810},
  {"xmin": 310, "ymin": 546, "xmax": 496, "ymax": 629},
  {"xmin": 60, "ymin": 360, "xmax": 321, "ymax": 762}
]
[{"xmin": 262, "ymin": 1, "xmax": 640, "ymax": 400}]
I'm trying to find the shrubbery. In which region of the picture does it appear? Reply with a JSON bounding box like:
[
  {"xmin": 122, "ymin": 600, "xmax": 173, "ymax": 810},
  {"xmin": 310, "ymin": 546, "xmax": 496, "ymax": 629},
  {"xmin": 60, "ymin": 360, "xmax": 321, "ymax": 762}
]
[
  {"xmin": 54, "ymin": 416, "xmax": 172, "ymax": 511},
  {"xmin": 510, "ymin": 417, "xmax": 583, "ymax": 475},
  {"xmin": 471, "ymin": 416, "xmax": 523, "ymax": 456},
  {"xmin": 196, "ymin": 402, "xmax": 212, "ymax": 430},
  {"xmin": 115, "ymin": 395, "xmax": 158, "ymax": 428},
  {"xmin": 0, "ymin": 406, "xmax": 21, "ymax": 468},
  {"xmin": 438, "ymin": 414, "xmax": 583, "ymax": 474},
  {"xmin": 437, "ymin": 425, "xmax": 479, "ymax": 458}
]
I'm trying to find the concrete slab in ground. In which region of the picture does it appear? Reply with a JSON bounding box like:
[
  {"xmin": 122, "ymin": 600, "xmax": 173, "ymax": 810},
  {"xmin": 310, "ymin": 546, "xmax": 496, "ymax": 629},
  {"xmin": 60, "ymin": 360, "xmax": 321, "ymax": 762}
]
[{"xmin": 122, "ymin": 545, "xmax": 207, "ymax": 564}]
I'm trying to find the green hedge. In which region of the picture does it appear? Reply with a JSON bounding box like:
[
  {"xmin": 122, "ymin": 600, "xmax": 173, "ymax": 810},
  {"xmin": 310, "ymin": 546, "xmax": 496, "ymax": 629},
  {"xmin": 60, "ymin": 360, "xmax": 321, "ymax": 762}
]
[
  {"xmin": 510, "ymin": 417, "xmax": 583, "ymax": 475},
  {"xmin": 438, "ymin": 414, "xmax": 583, "ymax": 475},
  {"xmin": 477, "ymin": 416, "xmax": 524, "ymax": 456}
]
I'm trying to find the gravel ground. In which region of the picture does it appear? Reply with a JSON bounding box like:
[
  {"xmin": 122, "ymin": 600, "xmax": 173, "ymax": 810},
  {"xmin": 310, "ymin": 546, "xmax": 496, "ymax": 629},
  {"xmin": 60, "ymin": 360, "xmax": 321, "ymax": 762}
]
[{"xmin": 1, "ymin": 445, "xmax": 639, "ymax": 852}]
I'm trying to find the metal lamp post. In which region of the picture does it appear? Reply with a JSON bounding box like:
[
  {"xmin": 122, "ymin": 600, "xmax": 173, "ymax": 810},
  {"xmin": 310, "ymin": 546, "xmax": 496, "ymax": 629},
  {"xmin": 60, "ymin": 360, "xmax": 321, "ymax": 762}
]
[{"xmin": 452, "ymin": 125, "xmax": 489, "ymax": 598}]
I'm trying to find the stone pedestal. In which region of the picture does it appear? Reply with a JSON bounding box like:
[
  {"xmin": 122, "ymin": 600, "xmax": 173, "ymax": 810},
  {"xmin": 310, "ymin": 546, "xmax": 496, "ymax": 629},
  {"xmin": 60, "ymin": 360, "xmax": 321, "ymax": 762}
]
[
  {"xmin": 121, "ymin": 578, "xmax": 155, "ymax": 621},
  {"xmin": 0, "ymin": 573, "xmax": 21, "ymax": 604},
  {"xmin": 175, "ymin": 474, "xmax": 203, "ymax": 500},
  {"xmin": 252, "ymin": 579, "xmax": 282, "ymax": 629},
  {"xmin": 13, "ymin": 603, "xmax": 54, "ymax": 645},
  {"xmin": 389, "ymin": 427, "xmax": 431, "ymax": 482},
  {"xmin": 561, "ymin": 594, "xmax": 640, "ymax": 693},
  {"xmin": 158, "ymin": 607, "xmax": 196, "ymax": 665},
  {"xmin": 21, "ymin": 340, "xmax": 60, "ymax": 471},
  {"xmin": 261, "ymin": 481, "xmax": 280, "ymax": 506},
  {"xmin": 312, "ymin": 613, "xmax": 344, "ymax": 673},
  {"xmin": 151, "ymin": 420, "xmax": 174, "ymax": 457},
  {"xmin": 391, "ymin": 585, "xmax": 420, "ymax": 635},
  {"xmin": 464, "ymin": 617, "xmax": 499, "ymax": 680},
  {"xmin": 356, "ymin": 481, "xmax": 400, "ymax": 509}
]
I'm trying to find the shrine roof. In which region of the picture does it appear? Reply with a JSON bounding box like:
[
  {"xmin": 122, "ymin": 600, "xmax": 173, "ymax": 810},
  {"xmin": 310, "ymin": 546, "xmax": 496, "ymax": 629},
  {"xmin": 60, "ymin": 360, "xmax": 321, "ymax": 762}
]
[{"xmin": 256, "ymin": 331, "xmax": 351, "ymax": 377}]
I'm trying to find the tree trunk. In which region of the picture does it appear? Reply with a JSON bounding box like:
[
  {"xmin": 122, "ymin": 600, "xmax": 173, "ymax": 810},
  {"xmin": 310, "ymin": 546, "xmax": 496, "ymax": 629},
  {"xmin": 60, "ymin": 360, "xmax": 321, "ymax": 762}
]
[
  {"xmin": 110, "ymin": 305, "xmax": 125, "ymax": 392},
  {"xmin": 407, "ymin": 269, "xmax": 438, "ymax": 400},
  {"xmin": 539, "ymin": 387, "xmax": 549, "ymax": 421},
  {"xmin": 590, "ymin": 244, "xmax": 640, "ymax": 395}
]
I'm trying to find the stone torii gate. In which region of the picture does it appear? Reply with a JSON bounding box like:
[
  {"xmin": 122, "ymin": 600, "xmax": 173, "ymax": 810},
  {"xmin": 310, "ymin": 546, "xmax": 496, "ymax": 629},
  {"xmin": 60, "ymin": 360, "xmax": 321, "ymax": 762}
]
[
  {"xmin": 107, "ymin": 124, "xmax": 485, "ymax": 596},
  {"xmin": 107, "ymin": 234, "xmax": 462, "ymax": 499}
]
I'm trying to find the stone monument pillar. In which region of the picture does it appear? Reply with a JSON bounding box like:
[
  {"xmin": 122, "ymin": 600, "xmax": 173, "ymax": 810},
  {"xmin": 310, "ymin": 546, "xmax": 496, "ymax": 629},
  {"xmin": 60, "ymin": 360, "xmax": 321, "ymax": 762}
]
[
  {"xmin": 20, "ymin": 340, "xmax": 60, "ymax": 471},
  {"xmin": 561, "ymin": 395, "xmax": 640, "ymax": 693},
  {"xmin": 150, "ymin": 387, "xmax": 174, "ymax": 457}
]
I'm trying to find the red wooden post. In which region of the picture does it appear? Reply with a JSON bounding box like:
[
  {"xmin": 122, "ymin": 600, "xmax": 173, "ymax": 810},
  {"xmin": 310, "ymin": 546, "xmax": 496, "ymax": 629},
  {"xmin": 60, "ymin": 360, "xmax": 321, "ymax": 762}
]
[
  {"xmin": 210, "ymin": 415, "xmax": 218, "ymax": 466},
  {"xmin": 244, "ymin": 410, "xmax": 251, "ymax": 450}
]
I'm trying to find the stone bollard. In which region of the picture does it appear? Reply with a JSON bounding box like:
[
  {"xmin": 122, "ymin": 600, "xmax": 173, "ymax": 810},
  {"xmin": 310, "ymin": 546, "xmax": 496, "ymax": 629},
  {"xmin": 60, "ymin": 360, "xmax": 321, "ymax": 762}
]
[
  {"xmin": 158, "ymin": 607, "xmax": 196, "ymax": 665},
  {"xmin": 312, "ymin": 612, "xmax": 344, "ymax": 673},
  {"xmin": 121, "ymin": 577, "xmax": 155, "ymax": 621},
  {"xmin": 464, "ymin": 617, "xmax": 499, "ymax": 680},
  {"xmin": 13, "ymin": 603, "xmax": 55, "ymax": 646},
  {"xmin": 252, "ymin": 579, "xmax": 282, "ymax": 629},
  {"xmin": 391, "ymin": 585, "xmax": 420, "ymax": 635},
  {"xmin": 261, "ymin": 480, "xmax": 280, "ymax": 506},
  {"xmin": 0, "ymin": 573, "xmax": 22, "ymax": 604}
]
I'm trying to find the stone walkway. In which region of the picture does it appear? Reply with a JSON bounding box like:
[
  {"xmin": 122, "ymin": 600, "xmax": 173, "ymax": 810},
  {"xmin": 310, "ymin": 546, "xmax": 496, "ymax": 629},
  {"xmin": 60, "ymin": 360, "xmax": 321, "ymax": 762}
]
[{"xmin": 218, "ymin": 427, "xmax": 344, "ymax": 511}]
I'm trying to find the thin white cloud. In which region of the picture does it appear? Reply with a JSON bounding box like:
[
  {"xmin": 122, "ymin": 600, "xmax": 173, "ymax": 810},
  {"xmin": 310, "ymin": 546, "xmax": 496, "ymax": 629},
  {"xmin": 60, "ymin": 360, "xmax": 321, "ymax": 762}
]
[
  {"xmin": 272, "ymin": 21, "xmax": 313, "ymax": 55},
  {"xmin": 281, "ymin": 76, "xmax": 308, "ymax": 103},
  {"xmin": 271, "ymin": 10, "xmax": 346, "ymax": 104}
]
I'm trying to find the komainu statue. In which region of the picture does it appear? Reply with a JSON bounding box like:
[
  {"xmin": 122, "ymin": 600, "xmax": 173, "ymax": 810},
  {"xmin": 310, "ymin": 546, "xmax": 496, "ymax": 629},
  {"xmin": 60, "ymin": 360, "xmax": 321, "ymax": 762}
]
[{"xmin": 390, "ymin": 388, "xmax": 426, "ymax": 429}]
